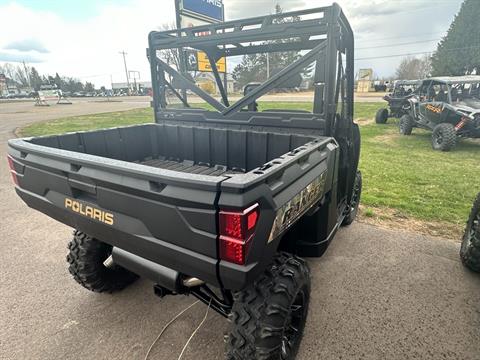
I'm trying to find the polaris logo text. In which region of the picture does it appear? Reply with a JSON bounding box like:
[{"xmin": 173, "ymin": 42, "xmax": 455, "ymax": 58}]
[{"xmin": 65, "ymin": 198, "xmax": 114, "ymax": 225}]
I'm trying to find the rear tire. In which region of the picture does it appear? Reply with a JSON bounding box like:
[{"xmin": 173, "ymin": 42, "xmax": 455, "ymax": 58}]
[
  {"xmin": 460, "ymin": 194, "xmax": 480, "ymax": 272},
  {"xmin": 375, "ymin": 108, "xmax": 388, "ymax": 124},
  {"xmin": 399, "ymin": 114, "xmax": 414, "ymax": 135},
  {"xmin": 342, "ymin": 170, "xmax": 362, "ymax": 226},
  {"xmin": 67, "ymin": 230, "xmax": 138, "ymax": 293},
  {"xmin": 432, "ymin": 123, "xmax": 456, "ymax": 151},
  {"xmin": 227, "ymin": 253, "xmax": 310, "ymax": 360}
]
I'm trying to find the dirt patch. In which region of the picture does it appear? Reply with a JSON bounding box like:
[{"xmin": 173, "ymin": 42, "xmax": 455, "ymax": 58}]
[
  {"xmin": 357, "ymin": 205, "xmax": 463, "ymax": 241},
  {"xmin": 355, "ymin": 117, "xmax": 374, "ymax": 126},
  {"xmin": 373, "ymin": 133, "xmax": 397, "ymax": 144}
]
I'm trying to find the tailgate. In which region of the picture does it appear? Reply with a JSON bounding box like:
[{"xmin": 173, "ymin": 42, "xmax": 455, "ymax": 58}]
[{"xmin": 8, "ymin": 138, "xmax": 226, "ymax": 286}]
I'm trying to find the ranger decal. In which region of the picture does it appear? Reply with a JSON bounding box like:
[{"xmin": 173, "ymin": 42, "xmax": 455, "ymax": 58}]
[
  {"xmin": 268, "ymin": 171, "xmax": 327, "ymax": 242},
  {"xmin": 426, "ymin": 104, "xmax": 442, "ymax": 114}
]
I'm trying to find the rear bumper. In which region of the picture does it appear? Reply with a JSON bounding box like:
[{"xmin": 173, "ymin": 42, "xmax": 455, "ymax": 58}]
[
  {"xmin": 16, "ymin": 186, "xmax": 276, "ymax": 290},
  {"xmin": 16, "ymin": 187, "xmax": 221, "ymax": 287}
]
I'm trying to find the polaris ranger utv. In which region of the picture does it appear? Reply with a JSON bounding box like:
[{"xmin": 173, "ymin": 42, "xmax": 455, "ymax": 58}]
[
  {"xmin": 375, "ymin": 80, "xmax": 421, "ymax": 124},
  {"xmin": 7, "ymin": 5, "xmax": 359, "ymax": 359},
  {"xmin": 399, "ymin": 76, "xmax": 480, "ymax": 151},
  {"xmin": 461, "ymin": 193, "xmax": 480, "ymax": 272}
]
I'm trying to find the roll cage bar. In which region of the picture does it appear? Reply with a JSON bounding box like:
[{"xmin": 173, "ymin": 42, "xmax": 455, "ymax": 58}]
[{"xmin": 147, "ymin": 3, "xmax": 354, "ymax": 136}]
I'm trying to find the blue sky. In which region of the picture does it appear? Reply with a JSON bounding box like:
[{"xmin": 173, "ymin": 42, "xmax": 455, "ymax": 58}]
[
  {"xmin": 0, "ymin": 0, "xmax": 129, "ymax": 19},
  {"xmin": 0, "ymin": 0, "xmax": 464, "ymax": 88}
]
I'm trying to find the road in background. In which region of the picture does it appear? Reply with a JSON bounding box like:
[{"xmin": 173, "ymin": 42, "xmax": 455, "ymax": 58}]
[
  {"xmin": 1, "ymin": 97, "xmax": 478, "ymax": 360},
  {"xmin": 0, "ymin": 90, "xmax": 385, "ymax": 122},
  {"xmin": 0, "ymin": 97, "xmax": 150, "ymax": 134}
]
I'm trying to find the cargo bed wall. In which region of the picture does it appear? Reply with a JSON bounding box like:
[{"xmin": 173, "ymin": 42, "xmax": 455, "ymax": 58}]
[{"xmin": 29, "ymin": 124, "xmax": 317, "ymax": 173}]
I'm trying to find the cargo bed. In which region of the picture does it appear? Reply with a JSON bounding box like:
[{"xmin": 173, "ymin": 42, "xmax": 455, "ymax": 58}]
[
  {"xmin": 139, "ymin": 158, "xmax": 242, "ymax": 176},
  {"xmin": 25, "ymin": 123, "xmax": 321, "ymax": 177}
]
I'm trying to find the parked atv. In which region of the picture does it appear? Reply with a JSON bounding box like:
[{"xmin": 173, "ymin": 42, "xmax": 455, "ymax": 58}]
[
  {"xmin": 460, "ymin": 193, "xmax": 480, "ymax": 272},
  {"xmin": 376, "ymin": 80, "xmax": 420, "ymax": 124},
  {"xmin": 399, "ymin": 76, "xmax": 480, "ymax": 151}
]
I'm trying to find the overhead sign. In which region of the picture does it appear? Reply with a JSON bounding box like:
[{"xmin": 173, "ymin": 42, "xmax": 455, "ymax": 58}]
[
  {"xmin": 180, "ymin": 0, "xmax": 223, "ymax": 23},
  {"xmin": 198, "ymin": 51, "xmax": 226, "ymax": 73},
  {"xmin": 185, "ymin": 50, "xmax": 226, "ymax": 73}
]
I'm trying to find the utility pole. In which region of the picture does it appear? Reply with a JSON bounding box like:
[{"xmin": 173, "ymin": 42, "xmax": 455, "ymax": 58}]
[
  {"xmin": 266, "ymin": 54, "xmax": 270, "ymax": 79},
  {"xmin": 128, "ymin": 70, "xmax": 140, "ymax": 94},
  {"xmin": 174, "ymin": 0, "xmax": 187, "ymax": 101},
  {"xmin": 222, "ymin": 3, "xmax": 228, "ymax": 97},
  {"xmin": 119, "ymin": 51, "xmax": 130, "ymax": 95}
]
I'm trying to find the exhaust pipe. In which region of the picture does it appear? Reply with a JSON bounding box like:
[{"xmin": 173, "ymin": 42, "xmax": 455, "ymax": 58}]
[{"xmin": 111, "ymin": 247, "xmax": 204, "ymax": 292}]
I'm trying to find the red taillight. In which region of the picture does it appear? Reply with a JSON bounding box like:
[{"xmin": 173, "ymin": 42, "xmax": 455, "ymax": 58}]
[
  {"xmin": 219, "ymin": 237, "xmax": 253, "ymax": 266},
  {"xmin": 7, "ymin": 155, "xmax": 19, "ymax": 186},
  {"xmin": 219, "ymin": 204, "xmax": 259, "ymax": 265},
  {"xmin": 7, "ymin": 155, "xmax": 15, "ymax": 170},
  {"xmin": 455, "ymin": 117, "xmax": 469, "ymax": 131}
]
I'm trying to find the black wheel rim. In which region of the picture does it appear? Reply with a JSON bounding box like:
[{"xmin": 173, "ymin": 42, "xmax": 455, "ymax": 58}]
[
  {"xmin": 281, "ymin": 289, "xmax": 307, "ymax": 359},
  {"xmin": 463, "ymin": 209, "xmax": 480, "ymax": 253},
  {"xmin": 434, "ymin": 130, "xmax": 443, "ymax": 146},
  {"xmin": 400, "ymin": 119, "xmax": 408, "ymax": 133},
  {"xmin": 350, "ymin": 176, "xmax": 361, "ymax": 212}
]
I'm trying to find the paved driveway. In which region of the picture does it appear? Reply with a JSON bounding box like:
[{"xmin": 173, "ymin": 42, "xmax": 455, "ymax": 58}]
[{"xmin": 0, "ymin": 100, "xmax": 478, "ymax": 359}]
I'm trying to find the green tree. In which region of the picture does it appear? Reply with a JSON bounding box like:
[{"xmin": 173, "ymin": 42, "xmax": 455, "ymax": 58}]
[
  {"xmin": 54, "ymin": 73, "xmax": 63, "ymax": 89},
  {"xmin": 232, "ymin": 4, "xmax": 304, "ymax": 90},
  {"xmin": 85, "ymin": 82, "xmax": 95, "ymax": 92},
  {"xmin": 431, "ymin": 0, "xmax": 480, "ymax": 75},
  {"xmin": 232, "ymin": 54, "xmax": 265, "ymax": 88},
  {"xmin": 30, "ymin": 67, "xmax": 43, "ymax": 91},
  {"xmin": 61, "ymin": 78, "xmax": 83, "ymax": 93}
]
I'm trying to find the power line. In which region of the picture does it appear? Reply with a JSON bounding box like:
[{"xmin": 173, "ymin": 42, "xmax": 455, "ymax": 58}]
[
  {"xmin": 75, "ymin": 72, "xmax": 122, "ymax": 79},
  {"xmin": 355, "ymin": 44, "xmax": 480, "ymax": 61},
  {"xmin": 356, "ymin": 31, "xmax": 445, "ymax": 44},
  {"xmin": 356, "ymin": 38, "xmax": 440, "ymax": 50},
  {"xmin": 356, "ymin": 51, "xmax": 434, "ymax": 61}
]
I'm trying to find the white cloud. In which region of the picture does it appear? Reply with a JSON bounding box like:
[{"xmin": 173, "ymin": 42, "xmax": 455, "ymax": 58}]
[
  {"xmin": 0, "ymin": 1, "xmax": 175, "ymax": 87},
  {"xmin": 5, "ymin": 38, "xmax": 49, "ymax": 53},
  {"xmin": 0, "ymin": 0, "xmax": 464, "ymax": 86}
]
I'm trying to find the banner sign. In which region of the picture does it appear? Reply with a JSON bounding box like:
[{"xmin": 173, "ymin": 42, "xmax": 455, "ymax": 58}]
[
  {"xmin": 180, "ymin": 15, "xmax": 211, "ymax": 30},
  {"xmin": 180, "ymin": 0, "xmax": 223, "ymax": 23},
  {"xmin": 38, "ymin": 89, "xmax": 59, "ymax": 101}
]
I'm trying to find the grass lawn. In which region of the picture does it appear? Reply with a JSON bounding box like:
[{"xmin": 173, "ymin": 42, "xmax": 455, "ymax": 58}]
[{"xmin": 20, "ymin": 101, "xmax": 480, "ymax": 238}]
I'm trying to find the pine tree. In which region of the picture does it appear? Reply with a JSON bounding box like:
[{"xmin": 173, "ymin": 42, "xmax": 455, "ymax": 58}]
[
  {"xmin": 54, "ymin": 73, "xmax": 63, "ymax": 89},
  {"xmin": 30, "ymin": 67, "xmax": 43, "ymax": 91},
  {"xmin": 431, "ymin": 0, "xmax": 480, "ymax": 76}
]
